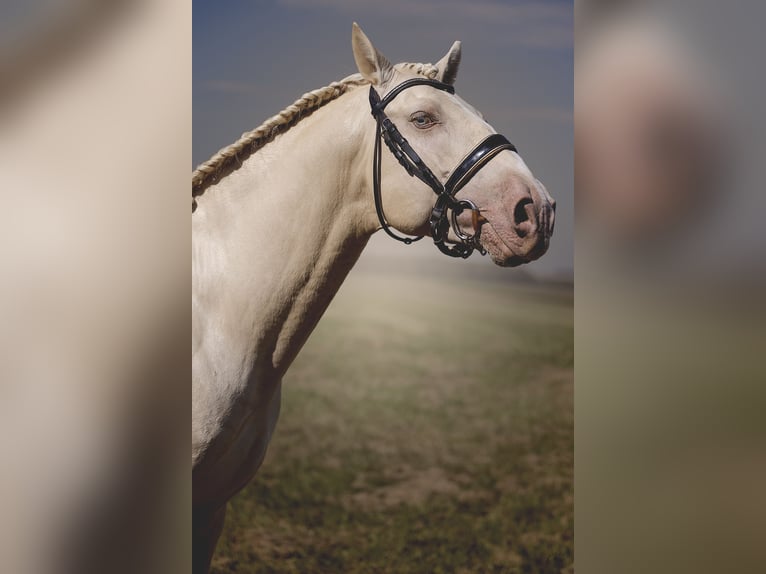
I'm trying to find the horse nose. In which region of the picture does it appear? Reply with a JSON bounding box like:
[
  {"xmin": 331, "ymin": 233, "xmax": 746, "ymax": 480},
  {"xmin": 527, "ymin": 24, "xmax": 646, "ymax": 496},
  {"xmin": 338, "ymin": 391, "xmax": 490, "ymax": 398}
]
[{"xmin": 510, "ymin": 194, "xmax": 536, "ymax": 238}]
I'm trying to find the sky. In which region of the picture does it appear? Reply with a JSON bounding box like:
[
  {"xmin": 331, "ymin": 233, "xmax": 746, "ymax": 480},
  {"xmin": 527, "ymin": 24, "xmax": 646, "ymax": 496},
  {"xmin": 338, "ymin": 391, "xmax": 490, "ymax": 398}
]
[{"xmin": 193, "ymin": 0, "xmax": 573, "ymax": 279}]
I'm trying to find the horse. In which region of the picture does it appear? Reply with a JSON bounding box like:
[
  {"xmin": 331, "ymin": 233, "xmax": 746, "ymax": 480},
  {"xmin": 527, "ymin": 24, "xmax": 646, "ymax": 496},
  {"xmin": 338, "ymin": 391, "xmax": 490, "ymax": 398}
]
[{"xmin": 192, "ymin": 23, "xmax": 555, "ymax": 572}]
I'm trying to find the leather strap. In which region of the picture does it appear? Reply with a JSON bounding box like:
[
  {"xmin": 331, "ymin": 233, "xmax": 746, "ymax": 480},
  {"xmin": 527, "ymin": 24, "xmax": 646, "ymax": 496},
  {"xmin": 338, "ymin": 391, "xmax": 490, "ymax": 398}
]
[
  {"xmin": 372, "ymin": 117, "xmax": 424, "ymax": 244},
  {"xmin": 444, "ymin": 134, "xmax": 517, "ymax": 195},
  {"xmin": 370, "ymin": 78, "xmax": 455, "ymax": 115}
]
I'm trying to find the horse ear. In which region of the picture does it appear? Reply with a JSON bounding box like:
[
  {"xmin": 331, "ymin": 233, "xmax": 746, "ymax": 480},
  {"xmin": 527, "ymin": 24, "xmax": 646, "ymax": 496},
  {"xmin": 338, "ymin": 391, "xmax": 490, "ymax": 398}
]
[
  {"xmin": 436, "ymin": 41, "xmax": 462, "ymax": 85},
  {"xmin": 352, "ymin": 22, "xmax": 394, "ymax": 86}
]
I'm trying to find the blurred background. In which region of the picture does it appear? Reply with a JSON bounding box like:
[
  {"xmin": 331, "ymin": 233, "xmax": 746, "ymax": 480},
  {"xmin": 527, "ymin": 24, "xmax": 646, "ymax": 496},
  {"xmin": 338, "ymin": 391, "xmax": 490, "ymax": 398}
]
[
  {"xmin": 193, "ymin": 1, "xmax": 573, "ymax": 573},
  {"xmin": 576, "ymin": 1, "xmax": 766, "ymax": 573},
  {"xmin": 0, "ymin": 0, "xmax": 190, "ymax": 573}
]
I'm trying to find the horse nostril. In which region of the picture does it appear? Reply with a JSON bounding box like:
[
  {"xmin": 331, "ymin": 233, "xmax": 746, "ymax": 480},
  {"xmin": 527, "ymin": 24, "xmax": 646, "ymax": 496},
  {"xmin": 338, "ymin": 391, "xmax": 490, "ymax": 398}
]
[
  {"xmin": 551, "ymin": 199, "xmax": 557, "ymax": 212},
  {"xmin": 514, "ymin": 197, "xmax": 533, "ymax": 226}
]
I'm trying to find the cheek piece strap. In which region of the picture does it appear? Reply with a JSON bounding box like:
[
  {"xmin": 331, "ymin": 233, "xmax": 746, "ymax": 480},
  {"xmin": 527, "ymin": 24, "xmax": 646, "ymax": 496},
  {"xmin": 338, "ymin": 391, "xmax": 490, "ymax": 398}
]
[{"xmin": 369, "ymin": 79, "xmax": 517, "ymax": 258}]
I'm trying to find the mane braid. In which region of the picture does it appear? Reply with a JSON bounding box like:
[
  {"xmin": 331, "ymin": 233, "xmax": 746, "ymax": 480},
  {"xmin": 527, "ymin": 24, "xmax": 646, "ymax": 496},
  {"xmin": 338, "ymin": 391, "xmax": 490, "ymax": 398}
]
[{"xmin": 192, "ymin": 63, "xmax": 439, "ymax": 212}]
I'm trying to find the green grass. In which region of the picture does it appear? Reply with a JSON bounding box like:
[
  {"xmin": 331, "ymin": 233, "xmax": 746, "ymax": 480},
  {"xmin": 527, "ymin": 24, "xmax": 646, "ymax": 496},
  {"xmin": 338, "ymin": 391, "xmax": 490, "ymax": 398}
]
[{"xmin": 211, "ymin": 270, "xmax": 573, "ymax": 574}]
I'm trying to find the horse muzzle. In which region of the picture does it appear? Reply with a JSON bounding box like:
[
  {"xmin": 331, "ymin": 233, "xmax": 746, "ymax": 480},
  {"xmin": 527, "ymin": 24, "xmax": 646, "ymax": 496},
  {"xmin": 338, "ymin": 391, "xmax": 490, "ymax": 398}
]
[{"xmin": 454, "ymin": 179, "xmax": 556, "ymax": 267}]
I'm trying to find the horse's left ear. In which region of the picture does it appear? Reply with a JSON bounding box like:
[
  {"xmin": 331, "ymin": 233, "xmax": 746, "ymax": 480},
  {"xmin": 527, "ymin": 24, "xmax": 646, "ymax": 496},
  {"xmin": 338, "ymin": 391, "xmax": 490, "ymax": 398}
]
[
  {"xmin": 436, "ymin": 41, "xmax": 462, "ymax": 85},
  {"xmin": 352, "ymin": 22, "xmax": 394, "ymax": 86}
]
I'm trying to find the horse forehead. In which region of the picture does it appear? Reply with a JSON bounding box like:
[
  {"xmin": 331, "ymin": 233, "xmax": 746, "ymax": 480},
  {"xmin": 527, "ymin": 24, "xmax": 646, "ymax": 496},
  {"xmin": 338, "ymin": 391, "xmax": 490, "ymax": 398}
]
[{"xmin": 393, "ymin": 85, "xmax": 486, "ymax": 123}]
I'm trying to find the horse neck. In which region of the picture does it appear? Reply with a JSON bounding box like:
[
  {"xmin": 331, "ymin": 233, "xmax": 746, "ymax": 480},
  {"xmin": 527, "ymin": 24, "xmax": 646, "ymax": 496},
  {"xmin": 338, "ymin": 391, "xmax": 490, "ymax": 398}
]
[{"xmin": 194, "ymin": 87, "xmax": 377, "ymax": 379}]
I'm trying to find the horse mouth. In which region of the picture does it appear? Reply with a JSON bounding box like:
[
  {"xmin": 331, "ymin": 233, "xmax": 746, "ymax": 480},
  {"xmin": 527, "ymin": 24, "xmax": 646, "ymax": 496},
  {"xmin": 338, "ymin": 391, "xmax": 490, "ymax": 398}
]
[
  {"xmin": 480, "ymin": 229, "xmax": 535, "ymax": 267},
  {"xmin": 477, "ymin": 211, "xmax": 553, "ymax": 268}
]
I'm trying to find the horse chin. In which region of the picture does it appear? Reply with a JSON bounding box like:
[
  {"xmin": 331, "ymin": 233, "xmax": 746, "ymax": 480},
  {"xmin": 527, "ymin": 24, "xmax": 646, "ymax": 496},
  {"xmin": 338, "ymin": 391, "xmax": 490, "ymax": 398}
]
[
  {"xmin": 482, "ymin": 239, "xmax": 529, "ymax": 268},
  {"xmin": 478, "ymin": 224, "xmax": 549, "ymax": 268},
  {"xmin": 493, "ymin": 253, "xmax": 528, "ymax": 268}
]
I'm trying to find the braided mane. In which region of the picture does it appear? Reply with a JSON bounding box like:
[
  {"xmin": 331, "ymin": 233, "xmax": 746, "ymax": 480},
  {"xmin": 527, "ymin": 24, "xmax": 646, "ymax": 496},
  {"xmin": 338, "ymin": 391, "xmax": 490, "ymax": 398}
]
[{"xmin": 192, "ymin": 63, "xmax": 439, "ymax": 211}]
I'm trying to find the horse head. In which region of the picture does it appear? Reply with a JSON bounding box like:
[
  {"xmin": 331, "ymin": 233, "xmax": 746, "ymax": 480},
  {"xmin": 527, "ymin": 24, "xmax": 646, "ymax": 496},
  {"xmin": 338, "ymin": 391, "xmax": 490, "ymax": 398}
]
[{"xmin": 352, "ymin": 23, "xmax": 555, "ymax": 267}]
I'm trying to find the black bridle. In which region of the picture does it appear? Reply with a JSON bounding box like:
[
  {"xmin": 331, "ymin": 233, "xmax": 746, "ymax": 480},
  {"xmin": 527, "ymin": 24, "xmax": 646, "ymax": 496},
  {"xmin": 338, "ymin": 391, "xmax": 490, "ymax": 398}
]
[{"xmin": 369, "ymin": 78, "xmax": 518, "ymax": 258}]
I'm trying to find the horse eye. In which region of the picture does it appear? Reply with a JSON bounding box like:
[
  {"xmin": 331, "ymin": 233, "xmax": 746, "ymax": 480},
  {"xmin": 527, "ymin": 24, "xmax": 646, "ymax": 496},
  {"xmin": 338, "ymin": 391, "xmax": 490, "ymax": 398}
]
[{"xmin": 410, "ymin": 112, "xmax": 436, "ymax": 129}]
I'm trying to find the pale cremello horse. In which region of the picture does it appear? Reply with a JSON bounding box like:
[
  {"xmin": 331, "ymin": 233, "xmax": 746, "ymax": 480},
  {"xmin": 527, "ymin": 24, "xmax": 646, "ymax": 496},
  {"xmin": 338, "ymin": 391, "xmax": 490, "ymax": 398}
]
[{"xmin": 192, "ymin": 23, "xmax": 555, "ymax": 573}]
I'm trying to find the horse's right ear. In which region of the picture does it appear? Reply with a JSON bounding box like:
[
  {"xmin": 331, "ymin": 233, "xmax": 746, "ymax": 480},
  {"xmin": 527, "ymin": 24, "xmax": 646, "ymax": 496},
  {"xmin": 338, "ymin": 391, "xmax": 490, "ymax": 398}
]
[
  {"xmin": 352, "ymin": 22, "xmax": 394, "ymax": 87},
  {"xmin": 436, "ymin": 41, "xmax": 462, "ymax": 85}
]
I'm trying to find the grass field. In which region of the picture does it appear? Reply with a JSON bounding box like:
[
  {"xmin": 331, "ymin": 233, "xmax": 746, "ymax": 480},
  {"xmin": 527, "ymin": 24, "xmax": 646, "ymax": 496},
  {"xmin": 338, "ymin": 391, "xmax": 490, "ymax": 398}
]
[{"xmin": 211, "ymin": 265, "xmax": 573, "ymax": 574}]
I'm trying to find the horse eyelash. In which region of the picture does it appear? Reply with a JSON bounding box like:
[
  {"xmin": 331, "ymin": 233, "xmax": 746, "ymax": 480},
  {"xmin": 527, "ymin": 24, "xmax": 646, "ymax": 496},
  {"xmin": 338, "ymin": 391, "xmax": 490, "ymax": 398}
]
[{"xmin": 410, "ymin": 111, "xmax": 439, "ymax": 128}]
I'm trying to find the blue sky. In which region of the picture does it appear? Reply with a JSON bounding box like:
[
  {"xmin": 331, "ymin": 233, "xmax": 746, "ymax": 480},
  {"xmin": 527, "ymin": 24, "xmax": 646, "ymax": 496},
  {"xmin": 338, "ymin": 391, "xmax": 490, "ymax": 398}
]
[{"xmin": 193, "ymin": 0, "xmax": 572, "ymax": 277}]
